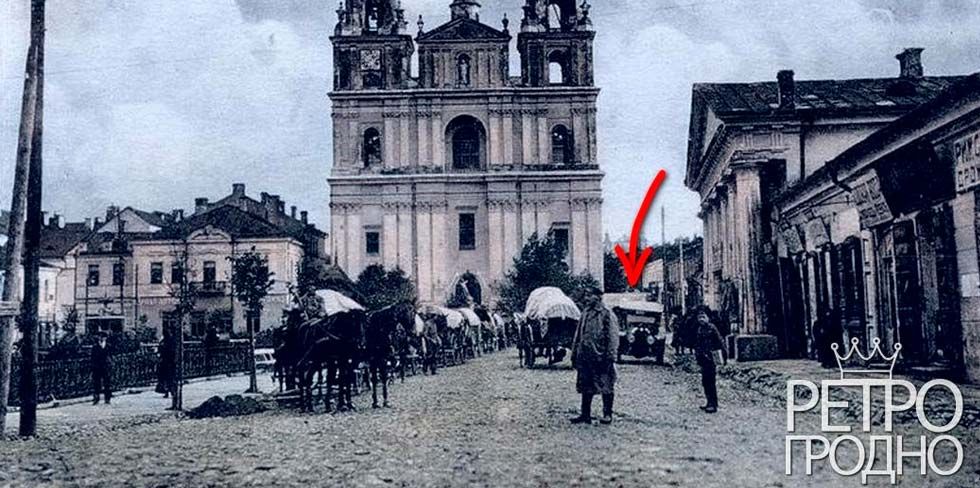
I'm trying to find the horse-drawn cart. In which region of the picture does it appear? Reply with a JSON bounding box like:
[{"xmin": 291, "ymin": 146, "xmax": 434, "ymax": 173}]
[{"xmin": 521, "ymin": 287, "xmax": 581, "ymax": 368}]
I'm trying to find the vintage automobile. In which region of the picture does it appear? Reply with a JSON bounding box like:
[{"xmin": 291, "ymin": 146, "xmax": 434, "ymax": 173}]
[{"xmin": 604, "ymin": 294, "xmax": 666, "ymax": 363}]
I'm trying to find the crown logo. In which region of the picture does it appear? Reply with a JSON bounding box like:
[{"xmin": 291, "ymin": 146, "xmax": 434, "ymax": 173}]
[{"xmin": 831, "ymin": 338, "xmax": 902, "ymax": 380}]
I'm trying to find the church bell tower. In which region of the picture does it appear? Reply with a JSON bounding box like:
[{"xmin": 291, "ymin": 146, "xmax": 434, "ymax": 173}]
[
  {"xmin": 333, "ymin": 0, "xmax": 415, "ymax": 91},
  {"xmin": 518, "ymin": 0, "xmax": 595, "ymax": 87}
]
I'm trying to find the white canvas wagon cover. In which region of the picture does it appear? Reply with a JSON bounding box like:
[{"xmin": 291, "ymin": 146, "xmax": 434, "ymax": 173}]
[
  {"xmin": 314, "ymin": 289, "xmax": 365, "ymax": 316},
  {"xmin": 524, "ymin": 287, "xmax": 581, "ymax": 321},
  {"xmin": 419, "ymin": 304, "xmax": 466, "ymax": 329}
]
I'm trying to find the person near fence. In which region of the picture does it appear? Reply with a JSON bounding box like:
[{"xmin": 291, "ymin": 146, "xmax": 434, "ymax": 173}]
[
  {"xmin": 156, "ymin": 325, "xmax": 177, "ymax": 398},
  {"xmin": 694, "ymin": 306, "xmax": 726, "ymax": 414},
  {"xmin": 570, "ymin": 286, "xmax": 620, "ymax": 425},
  {"xmin": 91, "ymin": 332, "xmax": 113, "ymax": 405},
  {"xmin": 204, "ymin": 324, "xmax": 219, "ymax": 375},
  {"xmin": 422, "ymin": 317, "xmax": 441, "ymax": 375}
]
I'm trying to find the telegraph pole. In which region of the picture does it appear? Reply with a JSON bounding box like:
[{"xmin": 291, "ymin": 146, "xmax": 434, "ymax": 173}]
[{"xmin": 20, "ymin": 0, "xmax": 46, "ymax": 437}]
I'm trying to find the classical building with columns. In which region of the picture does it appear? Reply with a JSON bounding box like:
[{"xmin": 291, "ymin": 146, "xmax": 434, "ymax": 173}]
[
  {"xmin": 685, "ymin": 48, "xmax": 963, "ymax": 360},
  {"xmin": 328, "ymin": 0, "xmax": 603, "ymax": 304}
]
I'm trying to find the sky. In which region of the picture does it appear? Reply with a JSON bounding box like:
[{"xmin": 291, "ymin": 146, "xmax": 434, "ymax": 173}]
[{"xmin": 2, "ymin": 0, "xmax": 980, "ymax": 244}]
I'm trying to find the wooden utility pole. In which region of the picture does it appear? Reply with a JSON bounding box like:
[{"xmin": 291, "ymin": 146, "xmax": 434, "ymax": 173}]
[
  {"xmin": 0, "ymin": 0, "xmax": 44, "ymax": 438},
  {"xmin": 20, "ymin": 0, "xmax": 46, "ymax": 437}
]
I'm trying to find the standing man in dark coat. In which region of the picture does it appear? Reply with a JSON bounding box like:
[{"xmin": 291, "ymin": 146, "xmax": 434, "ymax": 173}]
[
  {"xmin": 570, "ymin": 286, "xmax": 620, "ymax": 425},
  {"xmin": 694, "ymin": 306, "xmax": 726, "ymax": 413},
  {"xmin": 91, "ymin": 332, "xmax": 112, "ymax": 405},
  {"xmin": 156, "ymin": 325, "xmax": 177, "ymax": 398}
]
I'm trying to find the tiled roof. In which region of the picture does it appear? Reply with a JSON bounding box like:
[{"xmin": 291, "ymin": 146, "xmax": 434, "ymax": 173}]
[
  {"xmin": 694, "ymin": 75, "xmax": 964, "ymax": 117},
  {"xmin": 417, "ymin": 17, "xmax": 509, "ymax": 42}
]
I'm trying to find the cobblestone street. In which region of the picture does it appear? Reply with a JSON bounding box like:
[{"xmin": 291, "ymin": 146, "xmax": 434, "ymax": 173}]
[{"xmin": 2, "ymin": 351, "xmax": 978, "ymax": 487}]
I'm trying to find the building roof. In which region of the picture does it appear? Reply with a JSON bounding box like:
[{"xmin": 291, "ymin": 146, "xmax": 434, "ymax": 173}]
[
  {"xmin": 693, "ymin": 76, "xmax": 963, "ymax": 117},
  {"xmin": 774, "ymin": 72, "xmax": 980, "ymax": 210},
  {"xmin": 129, "ymin": 208, "xmax": 172, "ymax": 228},
  {"xmin": 158, "ymin": 206, "xmax": 295, "ymax": 241},
  {"xmin": 686, "ymin": 74, "xmax": 965, "ymax": 189},
  {"xmin": 417, "ymin": 17, "xmax": 509, "ymax": 42},
  {"xmin": 39, "ymin": 226, "xmax": 92, "ymax": 259}
]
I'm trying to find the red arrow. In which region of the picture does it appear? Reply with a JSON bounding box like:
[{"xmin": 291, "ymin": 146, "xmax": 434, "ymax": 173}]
[{"xmin": 614, "ymin": 170, "xmax": 667, "ymax": 288}]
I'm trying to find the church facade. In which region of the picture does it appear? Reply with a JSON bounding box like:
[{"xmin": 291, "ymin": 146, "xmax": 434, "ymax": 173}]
[{"xmin": 328, "ymin": 0, "xmax": 602, "ymax": 303}]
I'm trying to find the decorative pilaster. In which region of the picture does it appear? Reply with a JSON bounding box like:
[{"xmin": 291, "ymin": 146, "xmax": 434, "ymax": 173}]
[
  {"xmin": 521, "ymin": 109, "xmax": 534, "ymax": 165},
  {"xmin": 381, "ymin": 203, "xmax": 398, "ymax": 269},
  {"xmin": 537, "ymin": 110, "xmax": 550, "ymax": 165},
  {"xmin": 489, "ymin": 109, "xmax": 503, "ymax": 166},
  {"xmin": 417, "ymin": 110, "xmax": 432, "ymax": 166},
  {"xmin": 488, "ymin": 199, "xmax": 506, "ymax": 282},
  {"xmin": 397, "ymin": 202, "xmax": 413, "ymax": 274},
  {"xmin": 503, "ymin": 110, "xmax": 515, "ymax": 166},
  {"xmin": 432, "ymin": 111, "xmax": 445, "ymax": 167}
]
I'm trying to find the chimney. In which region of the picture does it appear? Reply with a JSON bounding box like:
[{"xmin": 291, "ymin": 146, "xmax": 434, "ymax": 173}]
[
  {"xmin": 897, "ymin": 48, "xmax": 924, "ymax": 78},
  {"xmin": 94, "ymin": 217, "xmax": 103, "ymax": 228},
  {"xmin": 777, "ymin": 70, "xmax": 795, "ymax": 110},
  {"xmin": 290, "ymin": 206, "xmax": 297, "ymax": 219},
  {"xmin": 232, "ymin": 183, "xmax": 246, "ymax": 196},
  {"xmin": 195, "ymin": 198, "xmax": 209, "ymax": 214},
  {"xmin": 105, "ymin": 205, "xmax": 119, "ymax": 221},
  {"xmin": 260, "ymin": 192, "xmax": 270, "ymax": 203},
  {"xmin": 300, "ymin": 211, "xmax": 309, "ymax": 224},
  {"xmin": 118, "ymin": 219, "xmax": 126, "ymax": 235},
  {"xmin": 171, "ymin": 209, "xmax": 184, "ymax": 222},
  {"xmin": 47, "ymin": 213, "xmax": 58, "ymax": 228},
  {"xmin": 84, "ymin": 218, "xmax": 92, "ymax": 230},
  {"xmin": 42, "ymin": 211, "xmax": 48, "ymax": 228}
]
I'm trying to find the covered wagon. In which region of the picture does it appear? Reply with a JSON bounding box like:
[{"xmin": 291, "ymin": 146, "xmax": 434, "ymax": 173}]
[{"xmin": 521, "ymin": 287, "xmax": 581, "ymax": 367}]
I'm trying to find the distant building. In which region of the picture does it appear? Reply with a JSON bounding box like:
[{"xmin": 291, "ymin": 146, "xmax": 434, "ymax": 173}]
[
  {"xmin": 66, "ymin": 184, "xmax": 326, "ymax": 337},
  {"xmin": 645, "ymin": 238, "xmax": 703, "ymax": 314},
  {"xmin": 685, "ymin": 48, "xmax": 963, "ymax": 360}
]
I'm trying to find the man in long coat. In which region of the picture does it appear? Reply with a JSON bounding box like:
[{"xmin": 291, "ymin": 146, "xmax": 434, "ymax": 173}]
[
  {"xmin": 91, "ymin": 332, "xmax": 112, "ymax": 405},
  {"xmin": 570, "ymin": 287, "xmax": 619, "ymax": 425}
]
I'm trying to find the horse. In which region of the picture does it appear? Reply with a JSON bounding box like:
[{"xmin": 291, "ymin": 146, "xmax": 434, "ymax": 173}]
[
  {"xmin": 364, "ymin": 301, "xmax": 416, "ymax": 408},
  {"xmin": 290, "ymin": 309, "xmax": 365, "ymax": 412}
]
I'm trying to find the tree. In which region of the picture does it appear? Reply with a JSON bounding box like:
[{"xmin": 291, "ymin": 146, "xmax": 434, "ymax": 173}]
[
  {"xmin": 355, "ymin": 264, "xmax": 416, "ymax": 310},
  {"xmin": 496, "ymin": 233, "xmax": 600, "ymax": 314},
  {"xmin": 603, "ymin": 250, "xmax": 628, "ymax": 293},
  {"xmin": 229, "ymin": 249, "xmax": 274, "ymax": 393},
  {"xmin": 295, "ymin": 256, "xmax": 362, "ymax": 302},
  {"xmin": 166, "ymin": 246, "xmax": 198, "ymax": 411}
]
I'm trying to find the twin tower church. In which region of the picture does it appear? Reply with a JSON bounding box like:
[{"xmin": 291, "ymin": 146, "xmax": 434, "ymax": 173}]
[{"xmin": 328, "ymin": 1, "xmax": 603, "ymax": 303}]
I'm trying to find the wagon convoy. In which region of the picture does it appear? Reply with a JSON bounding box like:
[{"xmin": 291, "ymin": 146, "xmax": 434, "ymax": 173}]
[{"xmin": 272, "ymin": 290, "xmax": 515, "ymax": 412}]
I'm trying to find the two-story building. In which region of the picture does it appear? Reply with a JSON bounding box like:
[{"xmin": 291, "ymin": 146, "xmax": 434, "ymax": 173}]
[
  {"xmin": 685, "ymin": 48, "xmax": 963, "ymax": 360},
  {"xmin": 74, "ymin": 185, "xmax": 325, "ymax": 337}
]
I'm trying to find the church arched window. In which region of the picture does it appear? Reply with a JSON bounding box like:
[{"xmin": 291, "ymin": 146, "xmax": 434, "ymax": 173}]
[
  {"xmin": 363, "ymin": 128, "xmax": 382, "ymax": 168},
  {"xmin": 446, "ymin": 115, "xmax": 486, "ymax": 171},
  {"xmin": 548, "ymin": 51, "xmax": 567, "ymax": 85},
  {"xmin": 456, "ymin": 54, "xmax": 472, "ymax": 87},
  {"xmin": 551, "ymin": 125, "xmax": 573, "ymax": 165}
]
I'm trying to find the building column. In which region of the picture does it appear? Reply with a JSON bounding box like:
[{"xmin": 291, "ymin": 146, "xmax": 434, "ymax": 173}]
[
  {"xmin": 347, "ymin": 205, "xmax": 363, "ymax": 278},
  {"xmin": 521, "ymin": 110, "xmax": 534, "ymax": 165},
  {"xmin": 347, "ymin": 116, "xmax": 359, "ymax": 168},
  {"xmin": 733, "ymin": 166, "xmax": 765, "ymax": 336},
  {"xmin": 417, "ymin": 112, "xmax": 430, "ymax": 167},
  {"xmin": 537, "ymin": 111, "xmax": 550, "ymax": 165},
  {"xmin": 488, "ymin": 201, "xmax": 505, "ymax": 283},
  {"xmin": 521, "ymin": 200, "xmax": 537, "ymax": 243},
  {"xmin": 397, "ymin": 203, "xmax": 413, "ymax": 275},
  {"xmin": 382, "ymin": 205, "xmax": 398, "ymax": 269},
  {"xmin": 503, "ymin": 111, "xmax": 515, "ymax": 166},
  {"xmin": 331, "ymin": 203, "xmax": 347, "ymax": 272},
  {"xmin": 571, "ymin": 198, "xmax": 588, "ymax": 274},
  {"xmin": 587, "ymin": 198, "xmax": 603, "ymax": 282},
  {"xmin": 572, "ymin": 108, "xmax": 586, "ymax": 164},
  {"xmin": 503, "ymin": 202, "xmax": 520, "ymax": 273},
  {"xmin": 399, "ymin": 112, "xmax": 411, "ymax": 167},
  {"xmin": 953, "ymin": 189, "xmax": 980, "ymax": 382},
  {"xmin": 587, "ymin": 107, "xmax": 598, "ymax": 165},
  {"xmin": 489, "ymin": 110, "xmax": 502, "ymax": 166},
  {"xmin": 431, "ymin": 203, "xmax": 449, "ymax": 301},
  {"xmin": 535, "ymin": 202, "xmax": 550, "ymax": 238},
  {"xmin": 384, "ymin": 115, "xmax": 397, "ymax": 168},
  {"xmin": 415, "ymin": 203, "xmax": 433, "ymax": 302},
  {"xmin": 432, "ymin": 112, "xmax": 445, "ymax": 168}
]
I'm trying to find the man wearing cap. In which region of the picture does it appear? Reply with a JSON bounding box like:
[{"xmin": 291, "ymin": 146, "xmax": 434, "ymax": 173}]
[{"xmin": 570, "ymin": 286, "xmax": 619, "ymax": 425}]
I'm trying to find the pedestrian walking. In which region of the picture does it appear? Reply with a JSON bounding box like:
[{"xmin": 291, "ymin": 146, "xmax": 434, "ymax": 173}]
[
  {"xmin": 570, "ymin": 286, "xmax": 619, "ymax": 425},
  {"xmin": 156, "ymin": 325, "xmax": 177, "ymax": 398},
  {"xmin": 694, "ymin": 306, "xmax": 726, "ymax": 413},
  {"xmin": 91, "ymin": 332, "xmax": 112, "ymax": 405}
]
